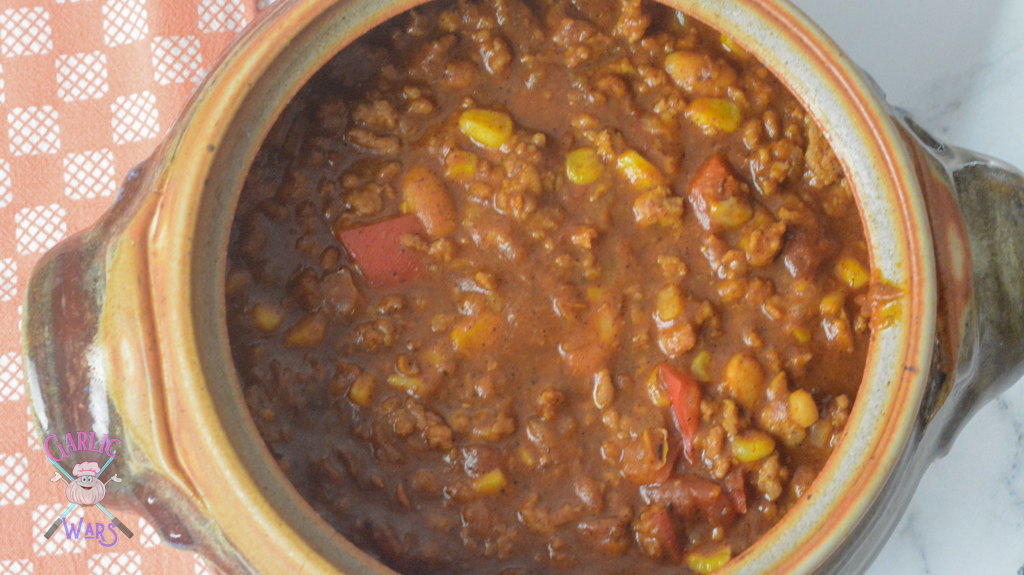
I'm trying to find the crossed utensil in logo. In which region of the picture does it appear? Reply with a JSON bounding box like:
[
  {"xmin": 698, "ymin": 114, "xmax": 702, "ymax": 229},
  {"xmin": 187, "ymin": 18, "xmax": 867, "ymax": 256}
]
[{"xmin": 44, "ymin": 455, "xmax": 134, "ymax": 540}]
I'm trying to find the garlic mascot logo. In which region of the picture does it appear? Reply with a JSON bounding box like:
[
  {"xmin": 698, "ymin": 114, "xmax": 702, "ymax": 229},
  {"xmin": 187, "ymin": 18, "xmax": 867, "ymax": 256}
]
[
  {"xmin": 53, "ymin": 461, "xmax": 120, "ymax": 506},
  {"xmin": 40, "ymin": 431, "xmax": 134, "ymax": 542}
]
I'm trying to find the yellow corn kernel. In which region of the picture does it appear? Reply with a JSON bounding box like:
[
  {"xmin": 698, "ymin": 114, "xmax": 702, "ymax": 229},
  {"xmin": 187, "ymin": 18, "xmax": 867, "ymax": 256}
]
[
  {"xmin": 835, "ymin": 257, "xmax": 869, "ymax": 289},
  {"xmin": 348, "ymin": 374, "xmax": 375, "ymax": 407},
  {"xmin": 655, "ymin": 284, "xmax": 685, "ymax": 323},
  {"xmin": 387, "ymin": 374, "xmax": 423, "ymax": 392},
  {"xmin": 444, "ymin": 150, "xmax": 479, "ymax": 178},
  {"xmin": 691, "ymin": 351, "xmax": 712, "ymax": 382},
  {"xmin": 451, "ymin": 313, "xmax": 501, "ymax": 354},
  {"xmin": 820, "ymin": 291, "xmax": 845, "ymax": 316},
  {"xmin": 792, "ymin": 327, "xmax": 811, "ymax": 343},
  {"xmin": 458, "ymin": 109, "xmax": 513, "ymax": 148},
  {"xmin": 686, "ymin": 546, "xmax": 733, "ymax": 574},
  {"xmin": 788, "ymin": 389, "xmax": 820, "ymax": 428},
  {"xmin": 686, "ymin": 98, "xmax": 741, "ymax": 134},
  {"xmin": 472, "ymin": 468, "xmax": 508, "ymax": 495},
  {"xmin": 731, "ymin": 430, "xmax": 776, "ymax": 463},
  {"xmin": 709, "ymin": 196, "xmax": 753, "ymax": 228},
  {"xmin": 646, "ymin": 365, "xmax": 672, "ymax": 407},
  {"xmin": 723, "ymin": 353, "xmax": 764, "ymax": 410},
  {"xmin": 251, "ymin": 303, "xmax": 282, "ymax": 332},
  {"xmin": 284, "ymin": 315, "xmax": 326, "ymax": 347},
  {"xmin": 616, "ymin": 150, "xmax": 665, "ymax": 190},
  {"xmin": 518, "ymin": 446, "xmax": 537, "ymax": 468},
  {"xmin": 566, "ymin": 148, "xmax": 604, "ymax": 185}
]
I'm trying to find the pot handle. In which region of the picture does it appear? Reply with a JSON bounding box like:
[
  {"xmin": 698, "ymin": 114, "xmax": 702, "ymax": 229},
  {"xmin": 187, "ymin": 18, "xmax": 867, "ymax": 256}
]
[
  {"xmin": 898, "ymin": 112, "xmax": 1024, "ymax": 456},
  {"xmin": 23, "ymin": 160, "xmax": 247, "ymax": 570}
]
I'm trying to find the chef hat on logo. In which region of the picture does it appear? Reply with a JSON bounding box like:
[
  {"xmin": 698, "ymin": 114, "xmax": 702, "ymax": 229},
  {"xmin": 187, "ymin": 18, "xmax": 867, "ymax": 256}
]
[{"xmin": 72, "ymin": 461, "xmax": 102, "ymax": 477}]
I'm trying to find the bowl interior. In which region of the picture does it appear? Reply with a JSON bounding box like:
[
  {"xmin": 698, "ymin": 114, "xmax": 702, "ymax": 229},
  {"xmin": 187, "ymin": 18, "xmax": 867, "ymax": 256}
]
[{"xmin": 170, "ymin": 0, "xmax": 936, "ymax": 572}]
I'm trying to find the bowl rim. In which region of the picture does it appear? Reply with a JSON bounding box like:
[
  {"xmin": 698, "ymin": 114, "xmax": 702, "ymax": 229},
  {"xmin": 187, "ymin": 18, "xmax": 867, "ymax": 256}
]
[{"xmin": 139, "ymin": 0, "xmax": 937, "ymax": 572}]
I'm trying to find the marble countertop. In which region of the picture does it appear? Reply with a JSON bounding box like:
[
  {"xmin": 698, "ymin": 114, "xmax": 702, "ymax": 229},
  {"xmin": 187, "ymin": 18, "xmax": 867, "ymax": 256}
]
[{"xmin": 789, "ymin": 0, "xmax": 1024, "ymax": 573}]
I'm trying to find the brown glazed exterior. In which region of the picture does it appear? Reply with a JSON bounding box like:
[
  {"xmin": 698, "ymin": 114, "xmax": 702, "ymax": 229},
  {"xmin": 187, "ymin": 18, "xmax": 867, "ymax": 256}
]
[{"xmin": 21, "ymin": 0, "xmax": 1024, "ymax": 573}]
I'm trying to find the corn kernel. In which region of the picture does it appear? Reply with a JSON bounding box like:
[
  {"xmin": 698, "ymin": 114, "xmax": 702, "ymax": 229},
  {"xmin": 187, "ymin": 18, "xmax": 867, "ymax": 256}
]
[
  {"xmin": 731, "ymin": 431, "xmax": 775, "ymax": 462},
  {"xmin": 788, "ymin": 389, "xmax": 820, "ymax": 428},
  {"xmin": 835, "ymin": 257, "xmax": 869, "ymax": 289},
  {"xmin": 348, "ymin": 374, "xmax": 375, "ymax": 407},
  {"xmin": 655, "ymin": 284, "xmax": 685, "ymax": 323},
  {"xmin": 451, "ymin": 313, "xmax": 501, "ymax": 354},
  {"xmin": 387, "ymin": 374, "xmax": 423, "ymax": 392},
  {"xmin": 708, "ymin": 196, "xmax": 753, "ymax": 228},
  {"xmin": 645, "ymin": 365, "xmax": 672, "ymax": 407},
  {"xmin": 691, "ymin": 351, "xmax": 712, "ymax": 382},
  {"xmin": 792, "ymin": 327, "xmax": 811, "ymax": 343},
  {"xmin": 472, "ymin": 468, "xmax": 508, "ymax": 495},
  {"xmin": 616, "ymin": 150, "xmax": 665, "ymax": 189},
  {"xmin": 820, "ymin": 291, "xmax": 845, "ymax": 316},
  {"xmin": 284, "ymin": 315, "xmax": 326, "ymax": 347},
  {"xmin": 458, "ymin": 109, "xmax": 513, "ymax": 148},
  {"xmin": 686, "ymin": 98, "xmax": 741, "ymax": 134},
  {"xmin": 723, "ymin": 353, "xmax": 764, "ymax": 410},
  {"xmin": 251, "ymin": 303, "xmax": 282, "ymax": 332},
  {"xmin": 566, "ymin": 148, "xmax": 604, "ymax": 185},
  {"xmin": 686, "ymin": 545, "xmax": 733, "ymax": 574},
  {"xmin": 444, "ymin": 150, "xmax": 479, "ymax": 178}
]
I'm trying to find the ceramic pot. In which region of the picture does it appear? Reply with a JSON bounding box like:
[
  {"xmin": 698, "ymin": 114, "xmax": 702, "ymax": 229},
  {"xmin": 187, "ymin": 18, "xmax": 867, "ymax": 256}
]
[{"xmin": 22, "ymin": 0, "xmax": 1024, "ymax": 573}]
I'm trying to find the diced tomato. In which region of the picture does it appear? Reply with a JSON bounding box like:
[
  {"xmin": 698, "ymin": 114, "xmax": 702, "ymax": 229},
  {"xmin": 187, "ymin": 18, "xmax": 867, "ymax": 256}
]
[
  {"xmin": 724, "ymin": 467, "xmax": 747, "ymax": 514},
  {"xmin": 659, "ymin": 363, "xmax": 702, "ymax": 464},
  {"xmin": 336, "ymin": 214, "xmax": 424, "ymax": 287}
]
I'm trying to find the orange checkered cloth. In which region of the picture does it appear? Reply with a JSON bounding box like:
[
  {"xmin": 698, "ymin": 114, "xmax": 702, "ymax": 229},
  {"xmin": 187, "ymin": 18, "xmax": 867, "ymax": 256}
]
[{"xmin": 0, "ymin": 1, "xmax": 274, "ymax": 573}]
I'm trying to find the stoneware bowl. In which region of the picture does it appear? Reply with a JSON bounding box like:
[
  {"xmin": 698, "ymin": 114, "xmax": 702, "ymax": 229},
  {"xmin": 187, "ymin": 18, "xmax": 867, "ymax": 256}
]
[{"xmin": 22, "ymin": 0, "xmax": 1024, "ymax": 573}]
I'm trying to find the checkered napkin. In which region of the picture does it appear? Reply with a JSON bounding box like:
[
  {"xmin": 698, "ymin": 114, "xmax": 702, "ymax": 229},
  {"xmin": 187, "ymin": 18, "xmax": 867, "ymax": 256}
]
[{"xmin": 0, "ymin": 1, "xmax": 274, "ymax": 573}]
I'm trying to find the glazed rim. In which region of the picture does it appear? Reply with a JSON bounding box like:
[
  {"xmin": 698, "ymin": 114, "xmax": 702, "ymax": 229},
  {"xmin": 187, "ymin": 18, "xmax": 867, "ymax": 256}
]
[{"xmin": 144, "ymin": 0, "xmax": 936, "ymax": 572}]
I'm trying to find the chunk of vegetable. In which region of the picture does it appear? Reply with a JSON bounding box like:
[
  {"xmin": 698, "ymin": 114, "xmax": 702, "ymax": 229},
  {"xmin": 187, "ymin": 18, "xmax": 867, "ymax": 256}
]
[
  {"xmin": 451, "ymin": 313, "xmax": 502, "ymax": 354},
  {"xmin": 617, "ymin": 150, "xmax": 665, "ymax": 190},
  {"xmin": 686, "ymin": 545, "xmax": 732, "ymax": 573},
  {"xmin": 458, "ymin": 108, "xmax": 513, "ymax": 148},
  {"xmin": 402, "ymin": 165, "xmax": 457, "ymax": 237},
  {"xmin": 284, "ymin": 314, "xmax": 326, "ymax": 347},
  {"xmin": 251, "ymin": 303, "xmax": 282, "ymax": 332},
  {"xmin": 566, "ymin": 148, "xmax": 604, "ymax": 185},
  {"xmin": 655, "ymin": 284, "xmax": 685, "ymax": 323},
  {"xmin": 657, "ymin": 363, "xmax": 701, "ymax": 463},
  {"xmin": 686, "ymin": 98, "xmax": 741, "ymax": 134},
  {"xmin": 722, "ymin": 353, "xmax": 764, "ymax": 410},
  {"xmin": 731, "ymin": 430, "xmax": 775, "ymax": 462},
  {"xmin": 336, "ymin": 214, "xmax": 424, "ymax": 286},
  {"xmin": 444, "ymin": 150, "xmax": 478, "ymax": 178},
  {"xmin": 788, "ymin": 389, "xmax": 820, "ymax": 428},
  {"xmin": 835, "ymin": 256, "xmax": 869, "ymax": 289},
  {"xmin": 472, "ymin": 468, "xmax": 508, "ymax": 495},
  {"xmin": 621, "ymin": 428, "xmax": 674, "ymax": 485},
  {"xmin": 348, "ymin": 374, "xmax": 375, "ymax": 407}
]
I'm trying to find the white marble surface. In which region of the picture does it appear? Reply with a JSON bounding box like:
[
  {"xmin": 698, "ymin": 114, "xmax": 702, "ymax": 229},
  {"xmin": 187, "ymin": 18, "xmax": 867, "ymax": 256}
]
[{"xmin": 788, "ymin": 1, "xmax": 1024, "ymax": 574}]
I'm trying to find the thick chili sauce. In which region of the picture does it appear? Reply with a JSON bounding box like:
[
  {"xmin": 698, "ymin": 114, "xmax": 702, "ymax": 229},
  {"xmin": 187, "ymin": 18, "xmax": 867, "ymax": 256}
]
[{"xmin": 225, "ymin": 0, "xmax": 873, "ymax": 572}]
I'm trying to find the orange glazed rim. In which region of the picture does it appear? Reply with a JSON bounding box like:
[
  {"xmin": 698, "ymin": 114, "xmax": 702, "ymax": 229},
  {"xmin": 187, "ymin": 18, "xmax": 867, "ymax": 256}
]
[{"xmin": 136, "ymin": 0, "xmax": 936, "ymax": 572}]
